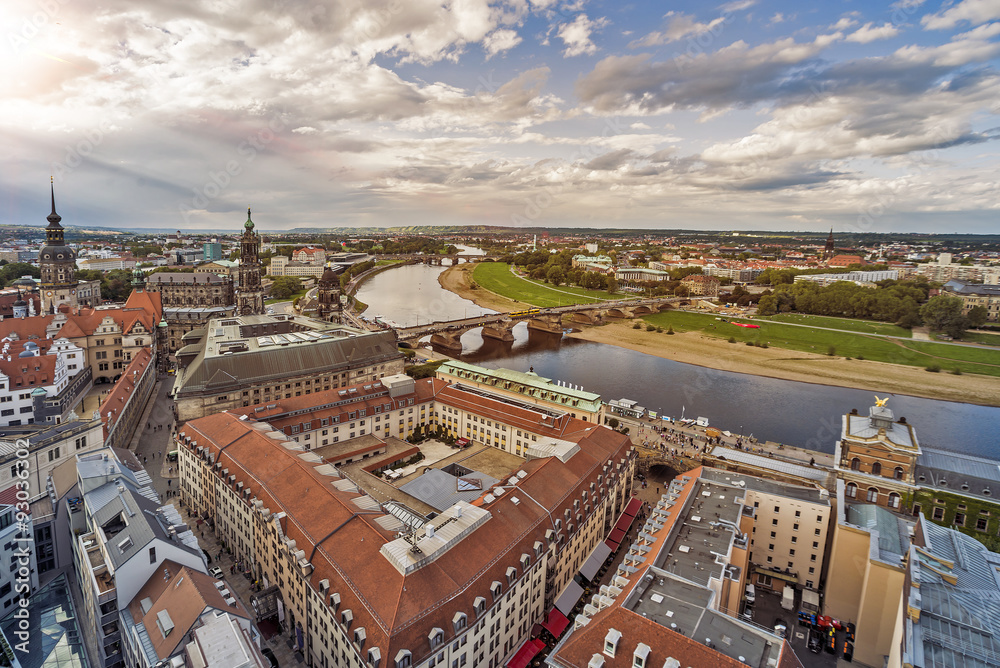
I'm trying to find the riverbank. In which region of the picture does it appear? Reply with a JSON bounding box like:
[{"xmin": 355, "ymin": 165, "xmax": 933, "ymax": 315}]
[
  {"xmin": 438, "ymin": 263, "xmax": 529, "ymax": 312},
  {"xmin": 570, "ymin": 321, "xmax": 1000, "ymax": 407}
]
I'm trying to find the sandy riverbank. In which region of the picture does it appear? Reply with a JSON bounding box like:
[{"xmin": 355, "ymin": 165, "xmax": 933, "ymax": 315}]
[
  {"xmin": 571, "ymin": 322, "xmax": 1000, "ymax": 407},
  {"xmin": 438, "ymin": 265, "xmax": 1000, "ymax": 406}
]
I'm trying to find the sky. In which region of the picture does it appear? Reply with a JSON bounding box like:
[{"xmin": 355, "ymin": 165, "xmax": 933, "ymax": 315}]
[{"xmin": 2, "ymin": 0, "xmax": 1000, "ymax": 233}]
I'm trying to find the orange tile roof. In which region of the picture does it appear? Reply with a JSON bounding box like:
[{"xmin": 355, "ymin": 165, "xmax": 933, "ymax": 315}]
[
  {"xmin": 0, "ymin": 354, "xmax": 57, "ymax": 388},
  {"xmin": 127, "ymin": 560, "xmax": 250, "ymax": 661},
  {"xmin": 0, "ymin": 315, "xmax": 54, "ymax": 341},
  {"xmin": 182, "ymin": 396, "xmax": 634, "ymax": 665},
  {"xmin": 100, "ymin": 348, "xmax": 153, "ymax": 436}
]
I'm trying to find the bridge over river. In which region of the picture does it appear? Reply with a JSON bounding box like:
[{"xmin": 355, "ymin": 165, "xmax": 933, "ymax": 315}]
[{"xmin": 394, "ymin": 297, "xmax": 684, "ymax": 351}]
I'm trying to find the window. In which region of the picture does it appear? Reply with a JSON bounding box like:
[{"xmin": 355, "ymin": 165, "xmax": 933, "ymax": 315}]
[
  {"xmin": 954, "ymin": 513, "xmax": 966, "ymax": 527},
  {"xmin": 977, "ymin": 517, "xmax": 989, "ymax": 531},
  {"xmin": 888, "ymin": 492, "xmax": 901, "ymax": 510},
  {"xmin": 789, "ymin": 549, "xmax": 795, "ymax": 556},
  {"xmin": 772, "ymin": 519, "xmax": 778, "ymax": 526},
  {"xmin": 846, "ymin": 482, "xmax": 857, "ymax": 499},
  {"xmin": 850, "ymin": 458, "xmax": 860, "ymax": 471},
  {"xmin": 806, "ymin": 580, "xmax": 814, "ymax": 589},
  {"xmin": 768, "ymin": 544, "xmax": 774, "ymax": 551},
  {"xmin": 774, "ymin": 506, "xmax": 780, "ymax": 513},
  {"xmin": 812, "ymin": 541, "xmax": 818, "ymax": 549},
  {"xmin": 932, "ymin": 507, "xmax": 945, "ymax": 521},
  {"xmin": 867, "ymin": 488, "xmax": 880, "ymax": 503},
  {"xmin": 149, "ymin": 547, "xmax": 156, "ymax": 563},
  {"xmin": 912, "ymin": 504, "xmax": 922, "ymax": 517},
  {"xmin": 871, "ymin": 462, "xmax": 882, "ymax": 476},
  {"xmin": 810, "ymin": 554, "xmax": 817, "ymax": 562},
  {"xmin": 894, "ymin": 467, "xmax": 903, "ymax": 480}
]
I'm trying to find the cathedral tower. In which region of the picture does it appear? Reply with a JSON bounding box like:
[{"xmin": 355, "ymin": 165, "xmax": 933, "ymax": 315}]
[
  {"xmin": 316, "ymin": 263, "xmax": 342, "ymax": 322},
  {"xmin": 38, "ymin": 179, "xmax": 79, "ymax": 313},
  {"xmin": 236, "ymin": 208, "xmax": 265, "ymax": 316}
]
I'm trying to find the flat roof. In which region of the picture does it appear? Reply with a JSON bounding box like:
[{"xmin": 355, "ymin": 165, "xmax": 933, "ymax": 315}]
[
  {"xmin": 700, "ymin": 468, "xmax": 830, "ymax": 504},
  {"xmin": 708, "ymin": 447, "xmax": 830, "ymax": 484}
]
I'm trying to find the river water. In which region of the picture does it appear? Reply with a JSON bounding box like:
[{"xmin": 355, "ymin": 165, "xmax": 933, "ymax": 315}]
[{"xmin": 355, "ymin": 258, "xmax": 1000, "ymax": 457}]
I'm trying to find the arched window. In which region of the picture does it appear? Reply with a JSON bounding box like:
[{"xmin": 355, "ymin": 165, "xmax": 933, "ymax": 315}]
[
  {"xmin": 846, "ymin": 482, "xmax": 857, "ymax": 499},
  {"xmin": 894, "ymin": 467, "xmax": 903, "ymax": 480},
  {"xmin": 888, "ymin": 493, "xmax": 901, "ymax": 510},
  {"xmin": 871, "ymin": 462, "xmax": 882, "ymax": 476},
  {"xmin": 850, "ymin": 458, "xmax": 860, "ymax": 471},
  {"xmin": 867, "ymin": 487, "xmax": 880, "ymax": 503}
]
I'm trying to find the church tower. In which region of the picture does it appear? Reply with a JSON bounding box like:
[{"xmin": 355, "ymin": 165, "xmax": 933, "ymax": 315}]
[
  {"xmin": 824, "ymin": 228, "xmax": 835, "ymax": 259},
  {"xmin": 316, "ymin": 263, "xmax": 342, "ymax": 322},
  {"xmin": 38, "ymin": 179, "xmax": 79, "ymax": 314},
  {"xmin": 236, "ymin": 208, "xmax": 265, "ymax": 316}
]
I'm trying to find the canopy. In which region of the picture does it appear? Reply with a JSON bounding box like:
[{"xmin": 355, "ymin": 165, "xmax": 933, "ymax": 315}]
[
  {"xmin": 542, "ymin": 609, "xmax": 570, "ymax": 638},
  {"xmin": 623, "ymin": 497, "xmax": 643, "ymax": 519},
  {"xmin": 554, "ymin": 580, "xmax": 585, "ymax": 616},
  {"xmin": 580, "ymin": 542, "xmax": 612, "ymax": 581},
  {"xmin": 506, "ymin": 638, "xmax": 546, "ymax": 668},
  {"xmin": 608, "ymin": 527, "xmax": 626, "ymax": 547}
]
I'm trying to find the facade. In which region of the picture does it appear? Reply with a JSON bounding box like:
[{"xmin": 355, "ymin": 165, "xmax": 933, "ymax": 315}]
[
  {"xmin": 98, "ymin": 347, "xmax": 156, "ymax": 450},
  {"xmin": 72, "ymin": 448, "xmax": 206, "ymax": 668},
  {"xmin": 178, "ymin": 371, "xmax": 637, "ymax": 668},
  {"xmin": 614, "ymin": 267, "xmax": 668, "ymax": 283},
  {"xmin": 38, "ymin": 182, "xmax": 79, "ymax": 314},
  {"xmin": 236, "ymin": 209, "xmax": 265, "ymax": 316},
  {"xmin": 911, "ymin": 447, "xmax": 1000, "ymax": 548},
  {"xmin": 793, "ymin": 269, "xmax": 900, "ymax": 287},
  {"xmin": 0, "ymin": 491, "xmax": 39, "ymax": 615},
  {"xmin": 162, "ymin": 306, "xmax": 235, "ymax": 353},
  {"xmin": 292, "ymin": 246, "xmax": 326, "ymax": 264},
  {"xmin": 825, "ymin": 482, "xmax": 912, "ymax": 668},
  {"xmin": 0, "ymin": 419, "xmax": 104, "ymax": 502},
  {"xmin": 680, "ymin": 273, "xmax": 720, "ymax": 298},
  {"xmin": 202, "ymin": 241, "xmax": 223, "ymax": 262},
  {"xmin": 316, "ymin": 264, "xmax": 342, "ymax": 322},
  {"xmin": 704, "ymin": 266, "xmax": 764, "ymax": 283},
  {"xmin": 268, "ymin": 255, "xmax": 326, "ymax": 278},
  {"xmin": 436, "ymin": 360, "xmax": 605, "ymax": 424},
  {"xmin": 77, "ymin": 257, "xmax": 135, "ymax": 272},
  {"xmin": 171, "ymin": 314, "xmax": 404, "ymax": 420},
  {"xmin": 0, "ymin": 337, "xmax": 89, "ymax": 428},
  {"xmin": 77, "ymin": 279, "xmax": 102, "ymax": 307},
  {"xmin": 942, "ymin": 278, "xmax": 1000, "ymax": 322},
  {"xmin": 834, "ymin": 401, "xmax": 920, "ymax": 511},
  {"xmin": 195, "ymin": 259, "xmax": 238, "ymax": 278},
  {"xmin": 145, "ymin": 271, "xmax": 235, "ymax": 308}
]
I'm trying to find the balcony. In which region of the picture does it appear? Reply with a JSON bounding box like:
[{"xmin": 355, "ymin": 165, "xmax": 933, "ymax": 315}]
[{"xmin": 79, "ymin": 533, "xmax": 116, "ymax": 603}]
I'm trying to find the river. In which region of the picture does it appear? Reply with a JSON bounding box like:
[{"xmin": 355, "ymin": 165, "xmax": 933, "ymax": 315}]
[{"xmin": 355, "ymin": 256, "xmax": 1000, "ymax": 457}]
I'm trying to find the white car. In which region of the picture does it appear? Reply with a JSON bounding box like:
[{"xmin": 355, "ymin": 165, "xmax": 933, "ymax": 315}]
[{"xmin": 209, "ymin": 566, "xmax": 224, "ymax": 579}]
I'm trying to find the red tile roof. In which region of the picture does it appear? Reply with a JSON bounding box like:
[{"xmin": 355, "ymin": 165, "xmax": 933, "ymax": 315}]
[
  {"xmin": 99, "ymin": 348, "xmax": 153, "ymax": 436},
  {"xmin": 0, "ymin": 354, "xmax": 56, "ymax": 388}
]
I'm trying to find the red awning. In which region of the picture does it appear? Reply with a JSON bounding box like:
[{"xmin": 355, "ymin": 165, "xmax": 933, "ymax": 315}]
[
  {"xmin": 605, "ymin": 538, "xmax": 621, "ymax": 551},
  {"xmin": 542, "ymin": 609, "xmax": 570, "ymax": 638},
  {"xmin": 506, "ymin": 638, "xmax": 546, "ymax": 668},
  {"xmin": 456, "ymin": 438, "xmax": 470, "ymax": 447},
  {"xmin": 609, "ymin": 527, "xmax": 626, "ymax": 545},
  {"xmin": 623, "ymin": 497, "xmax": 643, "ymax": 519}
]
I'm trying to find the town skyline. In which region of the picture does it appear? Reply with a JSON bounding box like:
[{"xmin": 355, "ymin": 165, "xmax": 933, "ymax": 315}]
[{"xmin": 4, "ymin": 0, "xmax": 1000, "ymax": 232}]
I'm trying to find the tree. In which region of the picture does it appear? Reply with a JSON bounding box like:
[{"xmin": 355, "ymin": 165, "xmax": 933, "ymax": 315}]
[
  {"xmin": 920, "ymin": 295, "xmax": 967, "ymax": 338},
  {"xmin": 756, "ymin": 294, "xmax": 777, "ymax": 316},
  {"xmin": 269, "ymin": 276, "xmax": 302, "ymax": 299},
  {"xmin": 0, "ymin": 263, "xmax": 40, "ymax": 287},
  {"xmin": 605, "ymin": 276, "xmax": 618, "ymax": 294},
  {"xmin": 967, "ymin": 305, "xmax": 989, "ymax": 329},
  {"xmin": 546, "ymin": 266, "xmax": 566, "ymax": 286}
]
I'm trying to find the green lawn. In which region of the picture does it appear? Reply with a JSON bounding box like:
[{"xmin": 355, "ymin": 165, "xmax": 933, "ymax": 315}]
[
  {"xmin": 640, "ymin": 310, "xmax": 1000, "ymax": 377},
  {"xmin": 957, "ymin": 331, "xmax": 1000, "ymax": 347},
  {"xmin": 762, "ymin": 313, "xmax": 913, "ymax": 337},
  {"xmin": 472, "ymin": 262, "xmax": 620, "ymax": 307}
]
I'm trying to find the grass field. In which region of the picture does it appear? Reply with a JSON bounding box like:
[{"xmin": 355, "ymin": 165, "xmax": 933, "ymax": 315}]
[
  {"xmin": 762, "ymin": 313, "xmax": 913, "ymax": 337},
  {"xmin": 958, "ymin": 331, "xmax": 1000, "ymax": 347},
  {"xmin": 641, "ymin": 310, "xmax": 1000, "ymax": 377},
  {"xmin": 472, "ymin": 262, "xmax": 618, "ymax": 307}
]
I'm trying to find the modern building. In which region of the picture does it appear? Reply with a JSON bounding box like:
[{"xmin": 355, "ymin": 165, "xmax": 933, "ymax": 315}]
[
  {"xmin": 72, "ymin": 448, "xmax": 206, "ymax": 668},
  {"xmin": 38, "ymin": 181, "xmax": 79, "ymax": 314},
  {"xmin": 235, "ymin": 209, "xmax": 265, "ymax": 316},
  {"xmin": 615, "ymin": 267, "xmax": 669, "ymax": 283},
  {"xmin": 0, "ymin": 418, "xmax": 104, "ymax": 502},
  {"xmin": 793, "ymin": 269, "xmax": 900, "ymax": 287},
  {"xmin": 267, "ymin": 255, "xmax": 327, "ymax": 278},
  {"xmin": 0, "ymin": 488, "xmax": 39, "ymax": 613},
  {"xmin": 170, "ymin": 314, "xmax": 404, "ymax": 420},
  {"xmin": 202, "ymin": 241, "xmax": 223, "ymax": 262},
  {"xmin": 161, "ymin": 305, "xmax": 236, "ymax": 353},
  {"xmin": 177, "ymin": 370, "xmax": 637, "ymax": 668},
  {"xmin": 834, "ymin": 401, "xmax": 920, "ymax": 511},
  {"xmin": 942, "ymin": 278, "xmax": 1000, "ymax": 322},
  {"xmin": 436, "ymin": 360, "xmax": 605, "ymax": 424}
]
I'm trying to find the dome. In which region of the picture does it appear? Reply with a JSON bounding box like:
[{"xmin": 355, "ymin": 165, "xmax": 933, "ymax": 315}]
[{"xmin": 38, "ymin": 245, "xmax": 77, "ymax": 262}]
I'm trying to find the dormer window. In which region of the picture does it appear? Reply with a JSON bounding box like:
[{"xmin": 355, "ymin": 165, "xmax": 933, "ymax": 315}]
[
  {"xmin": 473, "ymin": 596, "xmax": 486, "ymax": 617},
  {"xmin": 341, "ymin": 609, "xmax": 353, "ymax": 630},
  {"xmin": 428, "ymin": 627, "xmax": 444, "ymax": 650},
  {"xmin": 491, "ymin": 581, "xmax": 502, "ymax": 601},
  {"xmin": 633, "ymin": 643, "xmax": 650, "ymax": 668},
  {"xmin": 506, "ymin": 567, "xmax": 517, "ymax": 585},
  {"xmin": 604, "ymin": 628, "xmax": 621, "ymax": 658},
  {"xmin": 452, "ymin": 612, "xmax": 467, "ymax": 633},
  {"xmin": 354, "ymin": 627, "xmax": 366, "ymax": 649},
  {"xmin": 394, "ymin": 649, "xmax": 410, "ymax": 668}
]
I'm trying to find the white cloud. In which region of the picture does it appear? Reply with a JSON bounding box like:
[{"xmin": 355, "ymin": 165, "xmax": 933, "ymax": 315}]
[
  {"xmin": 846, "ymin": 22, "xmax": 901, "ymax": 43},
  {"xmin": 718, "ymin": 0, "xmax": 756, "ymax": 12},
  {"xmin": 831, "ymin": 17, "xmax": 859, "ymax": 31},
  {"xmin": 556, "ymin": 14, "xmax": 609, "ymax": 57},
  {"xmin": 922, "ymin": 0, "xmax": 1000, "ymax": 29},
  {"xmin": 770, "ymin": 12, "xmax": 787, "ymax": 24},
  {"xmin": 483, "ymin": 29, "xmax": 522, "ymax": 58},
  {"xmin": 629, "ymin": 12, "xmax": 727, "ymax": 48}
]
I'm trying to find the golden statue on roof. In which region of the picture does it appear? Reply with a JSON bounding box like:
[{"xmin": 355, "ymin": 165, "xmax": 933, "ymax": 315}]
[{"xmin": 874, "ymin": 396, "xmax": 888, "ymax": 408}]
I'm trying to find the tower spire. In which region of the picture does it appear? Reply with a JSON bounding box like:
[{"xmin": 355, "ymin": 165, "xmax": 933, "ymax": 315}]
[{"xmin": 47, "ymin": 176, "xmax": 62, "ymax": 227}]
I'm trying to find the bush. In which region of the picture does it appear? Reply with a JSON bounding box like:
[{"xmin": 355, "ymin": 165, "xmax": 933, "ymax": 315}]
[
  {"xmin": 760, "ymin": 342, "xmax": 768, "ymax": 348},
  {"xmin": 666, "ymin": 326, "xmax": 674, "ymax": 335},
  {"xmin": 926, "ymin": 363, "xmax": 941, "ymax": 373},
  {"xmin": 656, "ymin": 326, "xmax": 663, "ymax": 333},
  {"xmin": 746, "ymin": 341, "xmax": 754, "ymax": 346},
  {"xmin": 633, "ymin": 322, "xmax": 642, "ymax": 329},
  {"xmin": 728, "ymin": 336, "xmax": 737, "ymax": 343},
  {"xmin": 951, "ymin": 368, "xmax": 963, "ymax": 375},
  {"xmin": 856, "ymin": 354, "xmax": 864, "ymax": 360},
  {"xmin": 827, "ymin": 345, "xmax": 836, "ymax": 356},
  {"xmin": 646, "ymin": 324, "xmax": 656, "ymax": 332}
]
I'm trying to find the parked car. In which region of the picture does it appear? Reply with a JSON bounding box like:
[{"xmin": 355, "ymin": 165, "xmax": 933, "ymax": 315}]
[
  {"xmin": 745, "ymin": 584, "xmax": 756, "ymax": 605},
  {"xmin": 773, "ymin": 619, "xmax": 788, "ymax": 639},
  {"xmin": 209, "ymin": 566, "xmax": 223, "ymax": 579}
]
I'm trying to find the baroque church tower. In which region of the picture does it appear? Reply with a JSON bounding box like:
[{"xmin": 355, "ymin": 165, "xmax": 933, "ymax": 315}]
[
  {"xmin": 236, "ymin": 208, "xmax": 265, "ymax": 316},
  {"xmin": 316, "ymin": 263, "xmax": 342, "ymax": 322},
  {"xmin": 39, "ymin": 179, "xmax": 79, "ymax": 314}
]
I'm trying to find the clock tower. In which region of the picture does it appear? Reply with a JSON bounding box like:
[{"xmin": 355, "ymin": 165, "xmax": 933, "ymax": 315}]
[
  {"xmin": 38, "ymin": 179, "xmax": 79, "ymax": 314},
  {"xmin": 236, "ymin": 208, "xmax": 265, "ymax": 316}
]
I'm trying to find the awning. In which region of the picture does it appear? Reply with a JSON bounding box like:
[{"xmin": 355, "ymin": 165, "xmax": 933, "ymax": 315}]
[
  {"xmin": 554, "ymin": 580, "xmax": 585, "ymax": 616},
  {"xmin": 608, "ymin": 527, "xmax": 627, "ymax": 546},
  {"xmin": 542, "ymin": 609, "xmax": 570, "ymax": 638},
  {"xmin": 605, "ymin": 538, "xmax": 621, "ymax": 552},
  {"xmin": 580, "ymin": 542, "xmax": 613, "ymax": 581},
  {"xmin": 623, "ymin": 497, "xmax": 643, "ymax": 519},
  {"xmin": 506, "ymin": 638, "xmax": 545, "ymax": 668}
]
